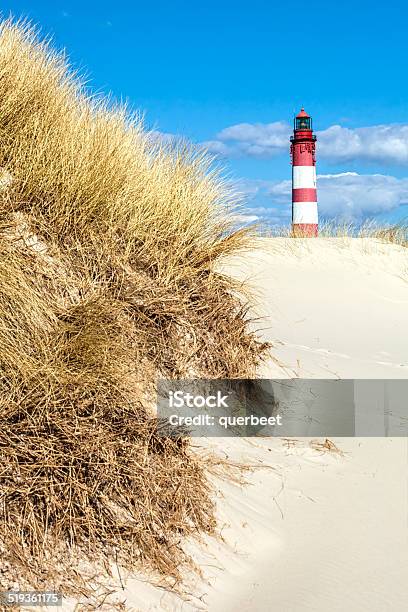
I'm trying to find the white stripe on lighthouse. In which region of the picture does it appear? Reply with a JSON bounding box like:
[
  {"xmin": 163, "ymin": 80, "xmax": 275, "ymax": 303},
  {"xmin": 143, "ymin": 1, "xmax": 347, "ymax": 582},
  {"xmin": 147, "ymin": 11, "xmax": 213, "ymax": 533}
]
[
  {"xmin": 292, "ymin": 166, "xmax": 316, "ymax": 189},
  {"xmin": 292, "ymin": 202, "xmax": 318, "ymax": 224}
]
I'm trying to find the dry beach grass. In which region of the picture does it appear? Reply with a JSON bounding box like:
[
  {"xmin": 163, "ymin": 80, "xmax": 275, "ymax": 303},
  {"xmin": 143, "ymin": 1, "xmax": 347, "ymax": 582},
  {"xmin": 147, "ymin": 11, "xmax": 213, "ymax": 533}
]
[
  {"xmin": 0, "ymin": 19, "xmax": 268, "ymax": 605},
  {"xmin": 265, "ymin": 219, "xmax": 408, "ymax": 246}
]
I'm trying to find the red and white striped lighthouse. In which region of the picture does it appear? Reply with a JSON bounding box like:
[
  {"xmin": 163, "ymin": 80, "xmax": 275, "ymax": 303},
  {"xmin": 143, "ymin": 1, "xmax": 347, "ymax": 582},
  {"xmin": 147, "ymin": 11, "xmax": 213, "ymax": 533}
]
[{"xmin": 290, "ymin": 108, "xmax": 318, "ymax": 236}]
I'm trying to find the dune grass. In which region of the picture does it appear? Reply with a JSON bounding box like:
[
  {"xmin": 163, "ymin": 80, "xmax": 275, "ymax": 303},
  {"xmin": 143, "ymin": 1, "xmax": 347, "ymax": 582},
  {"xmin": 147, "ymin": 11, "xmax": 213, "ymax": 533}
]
[
  {"xmin": 0, "ymin": 19, "xmax": 268, "ymax": 605},
  {"xmin": 263, "ymin": 219, "xmax": 408, "ymax": 246}
]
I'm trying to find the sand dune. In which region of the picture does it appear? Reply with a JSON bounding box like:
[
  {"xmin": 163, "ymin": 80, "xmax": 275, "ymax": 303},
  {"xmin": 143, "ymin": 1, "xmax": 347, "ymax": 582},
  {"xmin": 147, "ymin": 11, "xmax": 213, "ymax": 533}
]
[
  {"xmin": 226, "ymin": 237, "xmax": 408, "ymax": 379},
  {"xmin": 99, "ymin": 435, "xmax": 406, "ymax": 612},
  {"xmin": 64, "ymin": 237, "xmax": 408, "ymax": 611},
  {"xmin": 206, "ymin": 237, "xmax": 408, "ymax": 612}
]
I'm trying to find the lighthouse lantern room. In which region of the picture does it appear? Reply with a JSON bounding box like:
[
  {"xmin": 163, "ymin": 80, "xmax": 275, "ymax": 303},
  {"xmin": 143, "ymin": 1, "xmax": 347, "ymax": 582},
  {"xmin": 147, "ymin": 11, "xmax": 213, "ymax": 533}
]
[{"xmin": 290, "ymin": 108, "xmax": 318, "ymax": 236}]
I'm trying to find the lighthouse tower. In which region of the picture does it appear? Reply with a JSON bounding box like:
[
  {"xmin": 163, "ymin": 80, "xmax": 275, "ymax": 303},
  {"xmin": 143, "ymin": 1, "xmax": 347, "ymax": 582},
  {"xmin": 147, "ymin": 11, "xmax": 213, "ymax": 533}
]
[{"xmin": 290, "ymin": 108, "xmax": 318, "ymax": 236}]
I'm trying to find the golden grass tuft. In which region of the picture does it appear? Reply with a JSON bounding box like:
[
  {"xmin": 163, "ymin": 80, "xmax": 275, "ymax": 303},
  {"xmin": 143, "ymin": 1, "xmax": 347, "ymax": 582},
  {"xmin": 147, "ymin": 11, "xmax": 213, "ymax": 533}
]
[{"xmin": 0, "ymin": 19, "xmax": 268, "ymax": 605}]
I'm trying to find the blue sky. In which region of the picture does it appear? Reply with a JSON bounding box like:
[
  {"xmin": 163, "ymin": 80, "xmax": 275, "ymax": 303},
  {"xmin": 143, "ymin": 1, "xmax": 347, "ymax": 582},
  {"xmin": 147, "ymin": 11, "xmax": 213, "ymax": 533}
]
[{"xmin": 4, "ymin": 0, "xmax": 408, "ymax": 226}]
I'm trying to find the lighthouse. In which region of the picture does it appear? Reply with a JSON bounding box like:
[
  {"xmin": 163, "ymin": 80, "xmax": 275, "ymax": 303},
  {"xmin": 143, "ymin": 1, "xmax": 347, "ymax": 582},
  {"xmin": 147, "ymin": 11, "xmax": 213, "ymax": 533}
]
[{"xmin": 290, "ymin": 108, "xmax": 318, "ymax": 236}]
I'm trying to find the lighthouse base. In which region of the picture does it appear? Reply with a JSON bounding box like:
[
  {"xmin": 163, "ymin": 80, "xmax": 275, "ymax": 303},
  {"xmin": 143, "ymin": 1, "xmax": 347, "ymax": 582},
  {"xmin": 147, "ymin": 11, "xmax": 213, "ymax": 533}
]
[{"xmin": 292, "ymin": 223, "xmax": 318, "ymax": 237}]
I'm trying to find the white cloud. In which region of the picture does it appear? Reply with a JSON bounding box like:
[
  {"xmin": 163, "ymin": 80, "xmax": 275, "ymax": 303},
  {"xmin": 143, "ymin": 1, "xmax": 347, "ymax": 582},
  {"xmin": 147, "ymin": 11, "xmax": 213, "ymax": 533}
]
[
  {"xmin": 200, "ymin": 140, "xmax": 237, "ymax": 157},
  {"xmin": 318, "ymin": 172, "xmax": 408, "ymax": 220},
  {"xmin": 241, "ymin": 173, "xmax": 408, "ymax": 224},
  {"xmin": 202, "ymin": 121, "xmax": 291, "ymax": 159},
  {"xmin": 204, "ymin": 121, "xmax": 408, "ymax": 166},
  {"xmin": 318, "ymin": 125, "xmax": 408, "ymax": 165}
]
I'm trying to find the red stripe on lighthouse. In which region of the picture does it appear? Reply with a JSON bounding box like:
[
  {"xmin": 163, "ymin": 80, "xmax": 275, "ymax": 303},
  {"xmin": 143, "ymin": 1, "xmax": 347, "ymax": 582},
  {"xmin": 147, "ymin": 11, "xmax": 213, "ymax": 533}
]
[
  {"xmin": 292, "ymin": 223, "xmax": 318, "ymax": 237},
  {"xmin": 292, "ymin": 188, "xmax": 317, "ymax": 202},
  {"xmin": 292, "ymin": 146, "xmax": 315, "ymax": 166}
]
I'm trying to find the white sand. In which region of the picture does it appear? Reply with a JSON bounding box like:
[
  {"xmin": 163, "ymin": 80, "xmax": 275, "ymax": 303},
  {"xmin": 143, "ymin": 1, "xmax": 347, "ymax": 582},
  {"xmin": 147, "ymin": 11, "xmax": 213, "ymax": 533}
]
[
  {"xmin": 65, "ymin": 238, "xmax": 408, "ymax": 611},
  {"xmin": 227, "ymin": 237, "xmax": 408, "ymax": 379}
]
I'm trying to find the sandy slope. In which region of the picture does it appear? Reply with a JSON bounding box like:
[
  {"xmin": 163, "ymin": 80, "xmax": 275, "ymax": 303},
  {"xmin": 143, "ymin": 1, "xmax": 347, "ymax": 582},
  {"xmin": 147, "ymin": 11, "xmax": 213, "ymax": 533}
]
[
  {"xmin": 65, "ymin": 238, "xmax": 408, "ymax": 611},
  {"xmin": 227, "ymin": 237, "xmax": 408, "ymax": 379},
  {"xmin": 81, "ymin": 435, "xmax": 406, "ymax": 612}
]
